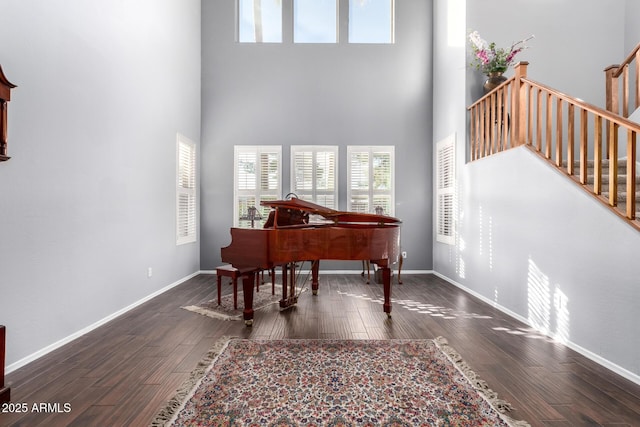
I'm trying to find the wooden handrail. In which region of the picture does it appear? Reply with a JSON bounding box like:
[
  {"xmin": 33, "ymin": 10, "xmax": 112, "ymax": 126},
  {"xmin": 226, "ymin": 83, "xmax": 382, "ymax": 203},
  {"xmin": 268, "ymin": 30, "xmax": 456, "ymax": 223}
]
[
  {"xmin": 605, "ymin": 41, "xmax": 640, "ymax": 119},
  {"xmin": 611, "ymin": 41, "xmax": 640, "ymax": 79},
  {"xmin": 468, "ymin": 62, "xmax": 640, "ymax": 228}
]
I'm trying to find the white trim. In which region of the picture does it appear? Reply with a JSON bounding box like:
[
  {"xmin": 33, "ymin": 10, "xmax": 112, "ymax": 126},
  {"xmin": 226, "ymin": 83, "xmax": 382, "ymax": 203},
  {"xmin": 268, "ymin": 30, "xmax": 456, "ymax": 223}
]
[
  {"xmin": 201, "ymin": 269, "xmax": 432, "ymax": 275},
  {"xmin": 6, "ymin": 272, "xmax": 199, "ymax": 375},
  {"xmin": 432, "ymin": 271, "xmax": 640, "ymax": 386}
]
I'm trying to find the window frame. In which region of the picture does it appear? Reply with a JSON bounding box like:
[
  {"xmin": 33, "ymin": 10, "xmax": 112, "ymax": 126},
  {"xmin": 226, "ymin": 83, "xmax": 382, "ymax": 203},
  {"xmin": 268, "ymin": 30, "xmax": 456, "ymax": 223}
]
[
  {"xmin": 176, "ymin": 133, "xmax": 197, "ymax": 245},
  {"xmin": 348, "ymin": 0, "xmax": 395, "ymax": 44},
  {"xmin": 234, "ymin": 145, "xmax": 282, "ymax": 228},
  {"xmin": 346, "ymin": 145, "xmax": 395, "ymax": 216},
  {"xmin": 436, "ymin": 135, "xmax": 455, "ymax": 245},
  {"xmin": 290, "ymin": 145, "xmax": 339, "ymax": 209}
]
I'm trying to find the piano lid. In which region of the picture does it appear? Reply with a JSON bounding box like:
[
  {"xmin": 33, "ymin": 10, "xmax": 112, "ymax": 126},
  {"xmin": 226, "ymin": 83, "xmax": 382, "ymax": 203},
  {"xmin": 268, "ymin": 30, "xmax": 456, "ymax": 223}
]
[{"xmin": 261, "ymin": 197, "xmax": 401, "ymax": 225}]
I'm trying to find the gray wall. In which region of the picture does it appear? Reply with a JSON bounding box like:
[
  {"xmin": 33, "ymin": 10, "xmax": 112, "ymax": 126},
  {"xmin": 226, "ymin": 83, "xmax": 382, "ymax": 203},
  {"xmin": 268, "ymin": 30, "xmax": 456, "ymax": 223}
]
[
  {"xmin": 433, "ymin": 0, "xmax": 640, "ymax": 381},
  {"xmin": 625, "ymin": 0, "xmax": 640, "ymax": 54},
  {"xmin": 200, "ymin": 0, "xmax": 433, "ymax": 271},
  {"xmin": 0, "ymin": 0, "xmax": 201, "ymax": 368}
]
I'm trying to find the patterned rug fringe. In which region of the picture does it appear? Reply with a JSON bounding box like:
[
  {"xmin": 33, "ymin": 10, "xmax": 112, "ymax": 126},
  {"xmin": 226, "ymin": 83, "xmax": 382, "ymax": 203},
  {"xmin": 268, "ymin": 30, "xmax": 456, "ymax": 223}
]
[
  {"xmin": 182, "ymin": 285, "xmax": 305, "ymax": 321},
  {"xmin": 150, "ymin": 335, "xmax": 235, "ymax": 427},
  {"xmin": 151, "ymin": 336, "xmax": 531, "ymax": 427},
  {"xmin": 181, "ymin": 305, "xmax": 242, "ymax": 321},
  {"xmin": 434, "ymin": 336, "xmax": 531, "ymax": 427}
]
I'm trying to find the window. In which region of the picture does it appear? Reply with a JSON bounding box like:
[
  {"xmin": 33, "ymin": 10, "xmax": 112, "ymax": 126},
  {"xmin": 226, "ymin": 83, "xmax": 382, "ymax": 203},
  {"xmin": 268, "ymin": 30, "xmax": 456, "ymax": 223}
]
[
  {"xmin": 238, "ymin": 0, "xmax": 282, "ymax": 43},
  {"xmin": 347, "ymin": 146, "xmax": 394, "ymax": 215},
  {"xmin": 291, "ymin": 146, "xmax": 338, "ymax": 209},
  {"xmin": 348, "ymin": 0, "xmax": 394, "ymax": 44},
  {"xmin": 176, "ymin": 134, "xmax": 197, "ymax": 245},
  {"xmin": 294, "ymin": 0, "xmax": 338, "ymax": 43},
  {"xmin": 234, "ymin": 146, "xmax": 282, "ymax": 227},
  {"xmin": 436, "ymin": 135, "xmax": 455, "ymax": 245}
]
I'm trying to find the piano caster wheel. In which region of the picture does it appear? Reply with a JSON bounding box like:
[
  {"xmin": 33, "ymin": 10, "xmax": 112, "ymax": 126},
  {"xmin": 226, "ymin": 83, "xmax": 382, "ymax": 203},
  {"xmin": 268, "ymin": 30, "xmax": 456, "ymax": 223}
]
[
  {"xmin": 244, "ymin": 319, "xmax": 253, "ymax": 327},
  {"xmin": 386, "ymin": 313, "xmax": 392, "ymax": 319},
  {"xmin": 312, "ymin": 290, "xmax": 318, "ymax": 296}
]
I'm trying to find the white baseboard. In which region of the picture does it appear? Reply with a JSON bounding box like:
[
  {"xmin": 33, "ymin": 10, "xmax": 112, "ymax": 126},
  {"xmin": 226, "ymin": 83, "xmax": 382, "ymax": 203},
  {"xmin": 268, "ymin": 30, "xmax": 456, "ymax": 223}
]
[
  {"xmin": 432, "ymin": 271, "xmax": 640, "ymax": 386},
  {"xmin": 201, "ymin": 269, "xmax": 433, "ymax": 275},
  {"xmin": 6, "ymin": 271, "xmax": 200, "ymax": 375}
]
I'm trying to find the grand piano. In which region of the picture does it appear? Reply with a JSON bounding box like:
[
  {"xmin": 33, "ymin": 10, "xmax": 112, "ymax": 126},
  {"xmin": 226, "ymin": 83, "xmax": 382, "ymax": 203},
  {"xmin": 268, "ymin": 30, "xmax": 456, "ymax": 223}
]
[{"xmin": 221, "ymin": 196, "xmax": 401, "ymax": 325}]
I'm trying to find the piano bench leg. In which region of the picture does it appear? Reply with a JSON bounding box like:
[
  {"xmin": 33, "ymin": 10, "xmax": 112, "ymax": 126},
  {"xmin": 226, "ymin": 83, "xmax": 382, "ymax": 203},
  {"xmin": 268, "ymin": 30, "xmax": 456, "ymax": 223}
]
[{"xmin": 216, "ymin": 265, "xmax": 241, "ymax": 309}]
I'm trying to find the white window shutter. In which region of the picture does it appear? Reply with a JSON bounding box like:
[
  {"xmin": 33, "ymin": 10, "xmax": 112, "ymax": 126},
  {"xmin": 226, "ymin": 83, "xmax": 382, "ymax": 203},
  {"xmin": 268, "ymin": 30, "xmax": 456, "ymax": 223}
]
[
  {"xmin": 177, "ymin": 134, "xmax": 197, "ymax": 245},
  {"xmin": 291, "ymin": 146, "xmax": 338, "ymax": 209},
  {"xmin": 347, "ymin": 146, "xmax": 394, "ymax": 216},
  {"xmin": 436, "ymin": 135, "xmax": 455, "ymax": 245},
  {"xmin": 234, "ymin": 146, "xmax": 282, "ymax": 228}
]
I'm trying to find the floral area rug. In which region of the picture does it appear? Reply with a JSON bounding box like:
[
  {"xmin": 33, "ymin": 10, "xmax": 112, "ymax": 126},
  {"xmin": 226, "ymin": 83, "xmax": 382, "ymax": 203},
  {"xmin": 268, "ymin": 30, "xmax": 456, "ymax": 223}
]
[
  {"xmin": 152, "ymin": 337, "xmax": 530, "ymax": 426},
  {"xmin": 182, "ymin": 285, "xmax": 289, "ymax": 321}
]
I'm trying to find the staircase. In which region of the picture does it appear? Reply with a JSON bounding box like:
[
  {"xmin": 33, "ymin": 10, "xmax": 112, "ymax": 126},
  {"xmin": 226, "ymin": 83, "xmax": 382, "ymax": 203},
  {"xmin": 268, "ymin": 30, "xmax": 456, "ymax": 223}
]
[
  {"xmin": 584, "ymin": 159, "xmax": 640, "ymax": 221},
  {"xmin": 469, "ymin": 59, "xmax": 640, "ymax": 231}
]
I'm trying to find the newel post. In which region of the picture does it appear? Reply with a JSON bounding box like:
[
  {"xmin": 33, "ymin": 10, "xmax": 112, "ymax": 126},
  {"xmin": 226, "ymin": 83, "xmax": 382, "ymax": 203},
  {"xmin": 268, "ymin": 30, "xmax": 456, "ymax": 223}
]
[
  {"xmin": 512, "ymin": 61, "xmax": 529, "ymax": 146},
  {"xmin": 604, "ymin": 65, "xmax": 619, "ymax": 115}
]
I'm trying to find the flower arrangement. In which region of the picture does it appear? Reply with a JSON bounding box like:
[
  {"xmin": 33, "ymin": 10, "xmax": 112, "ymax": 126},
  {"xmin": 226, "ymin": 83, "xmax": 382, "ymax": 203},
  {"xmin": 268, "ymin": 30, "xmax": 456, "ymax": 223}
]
[{"xmin": 468, "ymin": 31, "xmax": 534, "ymax": 75}]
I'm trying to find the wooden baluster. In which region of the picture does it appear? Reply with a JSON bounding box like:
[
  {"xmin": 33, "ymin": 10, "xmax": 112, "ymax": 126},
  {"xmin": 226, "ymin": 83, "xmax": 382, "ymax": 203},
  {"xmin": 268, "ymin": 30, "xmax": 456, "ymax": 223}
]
[
  {"xmin": 594, "ymin": 116, "xmax": 603, "ymax": 195},
  {"xmin": 536, "ymin": 88, "xmax": 542, "ymax": 152},
  {"xmin": 496, "ymin": 88, "xmax": 507, "ymax": 151},
  {"xmin": 580, "ymin": 109, "xmax": 588, "ymax": 184},
  {"xmin": 502, "ymin": 85, "xmax": 510, "ymax": 149},
  {"xmin": 490, "ymin": 94, "xmax": 496, "ymax": 154},
  {"xmin": 627, "ymin": 130, "xmax": 637, "ymax": 219},
  {"xmin": 609, "ymin": 121, "xmax": 618, "ymax": 207},
  {"xmin": 545, "ymin": 92, "xmax": 552, "ymax": 159},
  {"xmin": 470, "ymin": 107, "xmax": 476, "ymax": 161},
  {"xmin": 527, "ymin": 84, "xmax": 533, "ymax": 147},
  {"xmin": 556, "ymin": 97, "xmax": 563, "ymax": 167},
  {"xmin": 622, "ymin": 64, "xmax": 629, "ymax": 118},
  {"xmin": 567, "ymin": 104, "xmax": 575, "ymax": 175}
]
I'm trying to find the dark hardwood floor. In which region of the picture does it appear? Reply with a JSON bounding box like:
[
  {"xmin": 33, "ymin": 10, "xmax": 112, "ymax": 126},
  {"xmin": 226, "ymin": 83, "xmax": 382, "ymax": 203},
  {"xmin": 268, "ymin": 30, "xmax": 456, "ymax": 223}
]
[{"xmin": 2, "ymin": 273, "xmax": 640, "ymax": 426}]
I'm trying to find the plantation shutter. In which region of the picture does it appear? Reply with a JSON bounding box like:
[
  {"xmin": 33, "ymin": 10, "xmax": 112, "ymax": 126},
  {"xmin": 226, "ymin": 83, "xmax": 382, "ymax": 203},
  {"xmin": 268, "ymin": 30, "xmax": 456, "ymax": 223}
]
[
  {"xmin": 177, "ymin": 134, "xmax": 197, "ymax": 245},
  {"xmin": 234, "ymin": 146, "xmax": 282, "ymax": 227},
  {"xmin": 291, "ymin": 146, "xmax": 338, "ymax": 209},
  {"xmin": 436, "ymin": 135, "xmax": 455, "ymax": 245},
  {"xmin": 347, "ymin": 146, "xmax": 394, "ymax": 216}
]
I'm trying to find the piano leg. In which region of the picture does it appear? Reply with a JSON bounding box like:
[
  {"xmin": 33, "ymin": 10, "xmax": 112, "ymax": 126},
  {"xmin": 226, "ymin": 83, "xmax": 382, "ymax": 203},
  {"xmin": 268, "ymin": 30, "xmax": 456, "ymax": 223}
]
[
  {"xmin": 241, "ymin": 271, "xmax": 256, "ymax": 326},
  {"xmin": 279, "ymin": 262, "xmax": 299, "ymax": 309},
  {"xmin": 311, "ymin": 260, "xmax": 319, "ymax": 295},
  {"xmin": 381, "ymin": 266, "xmax": 392, "ymax": 318},
  {"xmin": 280, "ymin": 264, "xmax": 288, "ymax": 308}
]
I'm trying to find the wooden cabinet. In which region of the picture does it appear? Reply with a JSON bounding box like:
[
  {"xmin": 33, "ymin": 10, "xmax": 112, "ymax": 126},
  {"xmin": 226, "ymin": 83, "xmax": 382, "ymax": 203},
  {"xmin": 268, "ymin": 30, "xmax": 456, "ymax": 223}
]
[
  {"xmin": 0, "ymin": 65, "xmax": 17, "ymax": 162},
  {"xmin": 0, "ymin": 325, "xmax": 9, "ymax": 403}
]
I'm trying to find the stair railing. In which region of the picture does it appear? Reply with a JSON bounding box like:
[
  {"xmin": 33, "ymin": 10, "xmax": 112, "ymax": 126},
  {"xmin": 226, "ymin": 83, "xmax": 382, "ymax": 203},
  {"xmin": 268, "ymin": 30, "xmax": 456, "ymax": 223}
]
[
  {"xmin": 605, "ymin": 41, "xmax": 640, "ymax": 119},
  {"xmin": 469, "ymin": 62, "xmax": 640, "ymax": 226}
]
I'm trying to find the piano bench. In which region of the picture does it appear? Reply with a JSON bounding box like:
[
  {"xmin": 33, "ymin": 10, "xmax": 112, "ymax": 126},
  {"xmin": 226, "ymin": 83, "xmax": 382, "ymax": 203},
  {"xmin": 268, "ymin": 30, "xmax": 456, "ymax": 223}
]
[{"xmin": 216, "ymin": 265, "xmax": 274, "ymax": 310}]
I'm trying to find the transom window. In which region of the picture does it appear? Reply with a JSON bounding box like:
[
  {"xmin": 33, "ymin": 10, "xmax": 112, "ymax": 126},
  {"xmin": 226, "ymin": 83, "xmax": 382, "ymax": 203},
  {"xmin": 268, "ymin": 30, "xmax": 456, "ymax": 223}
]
[
  {"xmin": 347, "ymin": 146, "xmax": 394, "ymax": 216},
  {"xmin": 348, "ymin": 0, "xmax": 395, "ymax": 44},
  {"xmin": 238, "ymin": 0, "xmax": 283, "ymax": 43},
  {"xmin": 237, "ymin": 0, "xmax": 394, "ymax": 44},
  {"xmin": 294, "ymin": 0, "xmax": 338, "ymax": 43}
]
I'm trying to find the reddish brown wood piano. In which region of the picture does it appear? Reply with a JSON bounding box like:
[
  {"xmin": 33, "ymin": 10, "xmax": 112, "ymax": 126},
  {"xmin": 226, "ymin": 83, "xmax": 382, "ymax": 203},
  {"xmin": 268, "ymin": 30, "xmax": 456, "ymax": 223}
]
[{"xmin": 221, "ymin": 197, "xmax": 401, "ymax": 325}]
